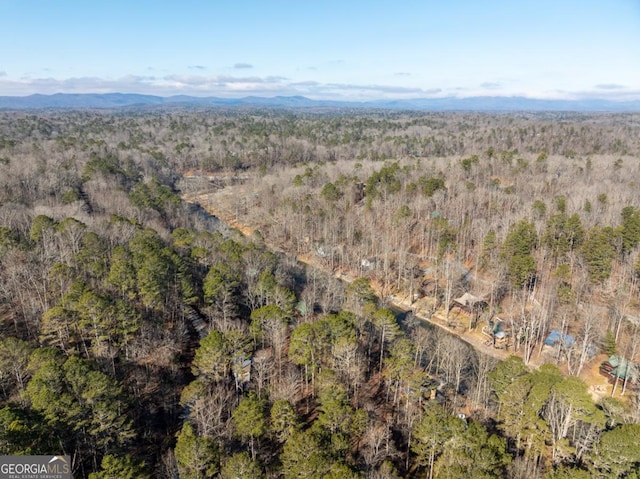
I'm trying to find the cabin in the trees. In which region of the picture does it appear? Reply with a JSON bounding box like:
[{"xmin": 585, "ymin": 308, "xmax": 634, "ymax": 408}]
[
  {"xmin": 600, "ymin": 355, "xmax": 639, "ymax": 386},
  {"xmin": 450, "ymin": 292, "xmax": 488, "ymax": 314},
  {"xmin": 450, "ymin": 292, "xmax": 488, "ymax": 329},
  {"xmin": 542, "ymin": 329, "xmax": 598, "ymax": 368},
  {"xmin": 544, "ymin": 329, "xmax": 597, "ymax": 358},
  {"xmin": 232, "ymin": 356, "xmax": 252, "ymax": 390},
  {"xmin": 544, "ymin": 329, "xmax": 576, "ymax": 349}
]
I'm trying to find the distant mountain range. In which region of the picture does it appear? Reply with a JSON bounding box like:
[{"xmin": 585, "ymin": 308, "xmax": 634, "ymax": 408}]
[{"xmin": 0, "ymin": 92, "xmax": 638, "ymax": 112}]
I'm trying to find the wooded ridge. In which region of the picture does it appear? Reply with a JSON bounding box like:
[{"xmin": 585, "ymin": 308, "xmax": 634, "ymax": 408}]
[{"xmin": 1, "ymin": 110, "xmax": 640, "ymax": 478}]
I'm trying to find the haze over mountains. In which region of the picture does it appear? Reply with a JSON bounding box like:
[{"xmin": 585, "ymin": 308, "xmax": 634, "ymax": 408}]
[{"xmin": 0, "ymin": 93, "xmax": 638, "ymax": 111}]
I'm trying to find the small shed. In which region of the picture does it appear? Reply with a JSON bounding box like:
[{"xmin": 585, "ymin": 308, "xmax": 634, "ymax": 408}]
[
  {"xmin": 360, "ymin": 257, "xmax": 376, "ymax": 270},
  {"xmin": 482, "ymin": 317, "xmax": 510, "ymax": 349},
  {"xmin": 295, "ymin": 300, "xmax": 308, "ymax": 317}
]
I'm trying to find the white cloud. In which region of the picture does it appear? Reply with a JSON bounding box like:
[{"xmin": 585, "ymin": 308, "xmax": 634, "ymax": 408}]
[
  {"xmin": 573, "ymin": 86, "xmax": 640, "ymax": 101},
  {"xmin": 233, "ymin": 63, "xmax": 253, "ymax": 69},
  {"xmin": 595, "ymin": 83, "xmax": 626, "ymax": 90},
  {"xmin": 0, "ymin": 74, "xmax": 638, "ymax": 101}
]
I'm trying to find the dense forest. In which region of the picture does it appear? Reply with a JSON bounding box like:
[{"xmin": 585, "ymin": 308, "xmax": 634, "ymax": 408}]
[{"xmin": 1, "ymin": 109, "xmax": 640, "ymax": 478}]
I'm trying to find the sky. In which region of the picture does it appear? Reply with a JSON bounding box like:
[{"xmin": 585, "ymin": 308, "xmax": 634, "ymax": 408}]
[{"xmin": 1, "ymin": 0, "xmax": 639, "ymax": 100}]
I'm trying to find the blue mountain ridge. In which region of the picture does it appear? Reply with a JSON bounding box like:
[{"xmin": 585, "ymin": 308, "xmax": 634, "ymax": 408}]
[{"xmin": 0, "ymin": 93, "xmax": 638, "ymax": 111}]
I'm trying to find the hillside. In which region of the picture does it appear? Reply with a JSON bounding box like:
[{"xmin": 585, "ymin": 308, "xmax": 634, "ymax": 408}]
[{"xmin": 1, "ymin": 109, "xmax": 640, "ymax": 478}]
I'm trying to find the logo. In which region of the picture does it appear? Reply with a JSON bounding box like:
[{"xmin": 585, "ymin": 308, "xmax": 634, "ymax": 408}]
[{"xmin": 0, "ymin": 455, "xmax": 71, "ymax": 479}]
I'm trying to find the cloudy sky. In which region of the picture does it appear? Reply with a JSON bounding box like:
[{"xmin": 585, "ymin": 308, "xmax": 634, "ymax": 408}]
[{"xmin": 1, "ymin": 0, "xmax": 639, "ymax": 100}]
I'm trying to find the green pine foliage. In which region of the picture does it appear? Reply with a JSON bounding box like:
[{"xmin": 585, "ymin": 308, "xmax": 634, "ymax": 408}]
[
  {"xmin": 175, "ymin": 422, "xmax": 219, "ymax": 479},
  {"xmin": 501, "ymin": 219, "xmax": 538, "ymax": 288},
  {"xmin": 581, "ymin": 226, "xmax": 618, "ymax": 283}
]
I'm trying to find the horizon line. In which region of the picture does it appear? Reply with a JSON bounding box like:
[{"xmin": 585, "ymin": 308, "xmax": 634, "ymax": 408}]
[{"xmin": 1, "ymin": 92, "xmax": 639, "ymax": 102}]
